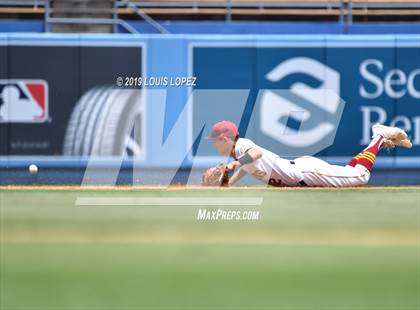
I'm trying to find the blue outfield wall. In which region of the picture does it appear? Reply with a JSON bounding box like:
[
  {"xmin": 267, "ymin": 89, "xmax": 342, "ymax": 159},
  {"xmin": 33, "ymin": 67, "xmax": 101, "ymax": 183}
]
[
  {"xmin": 0, "ymin": 20, "xmax": 44, "ymax": 33},
  {"xmin": 1, "ymin": 20, "xmax": 420, "ymax": 34},
  {"xmin": 0, "ymin": 33, "xmax": 419, "ymax": 185},
  {"xmin": 124, "ymin": 21, "xmax": 420, "ymax": 35}
]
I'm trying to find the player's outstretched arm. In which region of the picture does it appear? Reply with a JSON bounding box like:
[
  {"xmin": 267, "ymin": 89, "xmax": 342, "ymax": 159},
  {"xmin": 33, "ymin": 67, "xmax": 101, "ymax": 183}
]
[
  {"xmin": 246, "ymin": 147, "xmax": 262, "ymax": 161},
  {"xmin": 227, "ymin": 147, "xmax": 262, "ymax": 171},
  {"xmin": 229, "ymin": 169, "xmax": 247, "ymax": 186}
]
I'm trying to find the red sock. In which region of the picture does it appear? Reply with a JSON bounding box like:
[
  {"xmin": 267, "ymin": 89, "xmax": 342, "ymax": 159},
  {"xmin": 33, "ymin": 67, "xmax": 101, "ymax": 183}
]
[
  {"xmin": 348, "ymin": 136, "xmax": 383, "ymax": 171},
  {"xmin": 347, "ymin": 156, "xmax": 358, "ymax": 167}
]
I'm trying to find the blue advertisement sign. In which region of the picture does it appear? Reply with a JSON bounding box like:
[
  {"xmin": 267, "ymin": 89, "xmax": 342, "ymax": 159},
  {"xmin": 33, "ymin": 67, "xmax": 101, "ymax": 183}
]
[{"xmin": 192, "ymin": 43, "xmax": 420, "ymax": 158}]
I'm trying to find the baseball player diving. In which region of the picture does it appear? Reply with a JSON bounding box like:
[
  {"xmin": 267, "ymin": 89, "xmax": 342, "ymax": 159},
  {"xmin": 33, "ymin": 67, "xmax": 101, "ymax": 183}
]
[{"xmin": 201, "ymin": 121, "xmax": 412, "ymax": 187}]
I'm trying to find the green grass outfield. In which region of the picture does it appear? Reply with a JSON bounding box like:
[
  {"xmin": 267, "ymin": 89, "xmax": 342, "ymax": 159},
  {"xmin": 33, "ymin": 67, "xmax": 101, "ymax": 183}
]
[{"xmin": 1, "ymin": 187, "xmax": 419, "ymax": 310}]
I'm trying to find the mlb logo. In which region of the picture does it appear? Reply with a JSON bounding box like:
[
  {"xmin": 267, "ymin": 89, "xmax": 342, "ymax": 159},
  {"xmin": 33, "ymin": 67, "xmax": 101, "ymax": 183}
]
[{"xmin": 0, "ymin": 79, "xmax": 49, "ymax": 123}]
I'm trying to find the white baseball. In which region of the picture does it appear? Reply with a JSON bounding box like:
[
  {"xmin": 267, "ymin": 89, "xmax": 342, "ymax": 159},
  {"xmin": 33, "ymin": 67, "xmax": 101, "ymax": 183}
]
[{"xmin": 29, "ymin": 164, "xmax": 38, "ymax": 174}]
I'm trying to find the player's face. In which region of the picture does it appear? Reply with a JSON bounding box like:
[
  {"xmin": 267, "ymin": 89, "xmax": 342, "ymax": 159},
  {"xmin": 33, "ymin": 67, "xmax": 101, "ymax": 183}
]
[{"xmin": 213, "ymin": 135, "xmax": 234, "ymax": 156}]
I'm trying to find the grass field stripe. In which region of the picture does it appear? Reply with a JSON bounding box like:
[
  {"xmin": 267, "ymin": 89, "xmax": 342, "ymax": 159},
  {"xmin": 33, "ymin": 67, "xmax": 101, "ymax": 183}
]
[{"xmin": 75, "ymin": 196, "xmax": 264, "ymax": 206}]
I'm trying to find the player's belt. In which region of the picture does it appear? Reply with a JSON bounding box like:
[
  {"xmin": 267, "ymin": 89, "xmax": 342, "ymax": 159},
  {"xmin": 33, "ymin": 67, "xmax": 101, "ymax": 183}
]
[{"xmin": 290, "ymin": 160, "xmax": 308, "ymax": 187}]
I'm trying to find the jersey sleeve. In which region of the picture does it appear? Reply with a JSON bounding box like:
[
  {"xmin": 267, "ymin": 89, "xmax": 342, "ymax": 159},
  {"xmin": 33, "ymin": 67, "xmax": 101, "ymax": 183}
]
[{"xmin": 235, "ymin": 138, "xmax": 257, "ymax": 159}]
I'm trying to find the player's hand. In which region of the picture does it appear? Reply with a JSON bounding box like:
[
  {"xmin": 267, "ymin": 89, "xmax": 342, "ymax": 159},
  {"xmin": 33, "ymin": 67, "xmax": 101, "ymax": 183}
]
[{"xmin": 227, "ymin": 161, "xmax": 241, "ymax": 171}]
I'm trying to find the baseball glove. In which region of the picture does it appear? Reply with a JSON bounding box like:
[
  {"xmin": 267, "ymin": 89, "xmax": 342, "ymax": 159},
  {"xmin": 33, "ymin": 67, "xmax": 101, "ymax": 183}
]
[{"xmin": 202, "ymin": 163, "xmax": 230, "ymax": 187}]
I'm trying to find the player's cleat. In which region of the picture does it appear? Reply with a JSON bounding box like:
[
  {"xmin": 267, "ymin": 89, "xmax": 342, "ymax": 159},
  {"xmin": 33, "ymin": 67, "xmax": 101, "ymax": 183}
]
[
  {"xmin": 372, "ymin": 123, "xmax": 412, "ymax": 149},
  {"xmin": 372, "ymin": 123, "xmax": 407, "ymax": 140},
  {"xmin": 380, "ymin": 139, "xmax": 396, "ymax": 149},
  {"xmin": 398, "ymin": 139, "xmax": 413, "ymax": 148}
]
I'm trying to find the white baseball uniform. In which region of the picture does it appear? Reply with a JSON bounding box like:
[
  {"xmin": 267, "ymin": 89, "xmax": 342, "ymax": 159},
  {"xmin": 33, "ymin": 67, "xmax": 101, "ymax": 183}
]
[{"xmin": 234, "ymin": 138, "xmax": 370, "ymax": 187}]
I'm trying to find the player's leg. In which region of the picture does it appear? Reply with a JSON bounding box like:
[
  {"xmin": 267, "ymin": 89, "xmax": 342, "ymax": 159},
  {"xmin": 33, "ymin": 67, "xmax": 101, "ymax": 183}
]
[
  {"xmin": 293, "ymin": 156, "xmax": 371, "ymax": 187},
  {"xmin": 346, "ymin": 135, "xmax": 384, "ymax": 172},
  {"xmin": 347, "ymin": 123, "xmax": 412, "ymax": 172},
  {"xmin": 294, "ymin": 124, "xmax": 412, "ymax": 187}
]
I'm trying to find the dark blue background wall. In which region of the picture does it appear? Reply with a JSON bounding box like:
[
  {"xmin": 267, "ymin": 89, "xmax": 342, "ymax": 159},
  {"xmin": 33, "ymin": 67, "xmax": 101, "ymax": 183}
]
[{"xmin": 1, "ymin": 20, "xmax": 419, "ymax": 34}]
